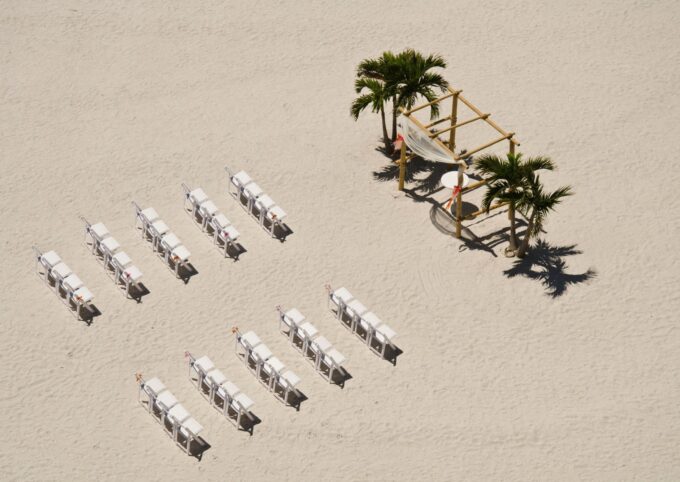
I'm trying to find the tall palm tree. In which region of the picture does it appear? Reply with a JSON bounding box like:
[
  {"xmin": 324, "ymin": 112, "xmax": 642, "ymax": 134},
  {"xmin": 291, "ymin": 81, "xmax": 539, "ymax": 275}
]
[
  {"xmin": 475, "ymin": 153, "xmax": 556, "ymax": 256},
  {"xmin": 351, "ymin": 77, "xmax": 393, "ymax": 150},
  {"xmin": 516, "ymin": 175, "xmax": 573, "ymax": 258},
  {"xmin": 355, "ymin": 50, "xmax": 448, "ymax": 142},
  {"xmin": 391, "ymin": 49, "xmax": 448, "ymax": 137},
  {"xmin": 356, "ymin": 51, "xmax": 401, "ymax": 140}
]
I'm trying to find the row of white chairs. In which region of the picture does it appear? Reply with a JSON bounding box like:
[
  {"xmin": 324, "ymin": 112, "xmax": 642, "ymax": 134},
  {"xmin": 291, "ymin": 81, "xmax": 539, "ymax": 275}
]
[
  {"xmin": 187, "ymin": 353, "xmax": 257, "ymax": 433},
  {"xmin": 276, "ymin": 306, "xmax": 348, "ymax": 384},
  {"xmin": 234, "ymin": 329, "xmax": 302, "ymax": 407},
  {"xmin": 225, "ymin": 167, "xmax": 288, "ymax": 238},
  {"xmin": 33, "ymin": 247, "xmax": 95, "ymax": 321},
  {"xmin": 326, "ymin": 285, "xmax": 398, "ymax": 358},
  {"xmin": 81, "ymin": 217, "xmax": 144, "ymax": 298},
  {"xmin": 182, "ymin": 184, "xmax": 242, "ymax": 259},
  {"xmin": 132, "ymin": 202, "xmax": 192, "ymax": 278},
  {"xmin": 137, "ymin": 374, "xmax": 205, "ymax": 456}
]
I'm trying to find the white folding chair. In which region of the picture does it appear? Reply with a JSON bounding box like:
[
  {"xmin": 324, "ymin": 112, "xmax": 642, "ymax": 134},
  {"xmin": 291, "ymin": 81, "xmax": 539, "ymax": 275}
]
[
  {"xmin": 110, "ymin": 251, "xmax": 143, "ymax": 297},
  {"xmin": 132, "ymin": 202, "xmax": 160, "ymax": 240},
  {"xmin": 278, "ymin": 370, "xmax": 302, "ymax": 403},
  {"xmin": 358, "ymin": 311, "xmax": 383, "ymax": 343},
  {"xmin": 371, "ymin": 323, "xmax": 398, "ymax": 358},
  {"xmin": 188, "ymin": 355, "xmax": 216, "ymax": 398},
  {"xmin": 295, "ymin": 321, "xmax": 319, "ymax": 354},
  {"xmin": 210, "ymin": 213, "xmax": 241, "ymax": 257},
  {"xmin": 319, "ymin": 348, "xmax": 347, "ymax": 384},
  {"xmin": 225, "ymin": 167, "xmax": 253, "ymax": 201},
  {"xmin": 159, "ymin": 232, "xmax": 191, "ymax": 278},
  {"xmin": 34, "ymin": 248, "xmax": 62, "ymax": 282},
  {"xmin": 254, "ymin": 194, "xmax": 287, "ymax": 237},
  {"xmin": 276, "ymin": 306, "xmax": 306, "ymax": 341},
  {"xmin": 177, "ymin": 417, "xmax": 204, "ymax": 455},
  {"xmin": 81, "ymin": 217, "xmax": 110, "ymax": 254},
  {"xmin": 326, "ymin": 285, "xmax": 355, "ymax": 320}
]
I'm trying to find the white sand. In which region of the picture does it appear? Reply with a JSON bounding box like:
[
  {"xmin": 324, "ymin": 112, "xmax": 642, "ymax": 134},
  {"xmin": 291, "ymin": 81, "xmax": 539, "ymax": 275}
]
[{"xmin": 2, "ymin": 1, "xmax": 679, "ymax": 480}]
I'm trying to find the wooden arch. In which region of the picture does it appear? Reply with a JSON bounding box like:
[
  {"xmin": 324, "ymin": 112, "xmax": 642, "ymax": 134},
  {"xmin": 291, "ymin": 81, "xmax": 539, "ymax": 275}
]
[{"xmin": 397, "ymin": 86, "xmax": 519, "ymax": 238}]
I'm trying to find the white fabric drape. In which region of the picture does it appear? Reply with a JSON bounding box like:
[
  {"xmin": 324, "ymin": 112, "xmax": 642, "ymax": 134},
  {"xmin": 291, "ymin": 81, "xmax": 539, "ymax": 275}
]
[{"xmin": 398, "ymin": 115, "xmax": 456, "ymax": 164}]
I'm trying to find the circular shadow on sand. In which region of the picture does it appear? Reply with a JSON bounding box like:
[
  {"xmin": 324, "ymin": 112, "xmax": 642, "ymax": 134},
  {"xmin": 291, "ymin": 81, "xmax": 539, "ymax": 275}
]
[{"xmin": 429, "ymin": 201, "xmax": 479, "ymax": 235}]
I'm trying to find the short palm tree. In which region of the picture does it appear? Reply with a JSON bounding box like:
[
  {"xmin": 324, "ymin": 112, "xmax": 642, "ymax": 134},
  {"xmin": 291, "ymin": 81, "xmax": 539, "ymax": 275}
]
[
  {"xmin": 351, "ymin": 77, "xmax": 394, "ymax": 150},
  {"xmin": 356, "ymin": 51, "xmax": 401, "ymax": 140},
  {"xmin": 475, "ymin": 153, "xmax": 556, "ymax": 256},
  {"xmin": 354, "ymin": 49, "xmax": 448, "ymax": 145},
  {"xmin": 516, "ymin": 175, "xmax": 573, "ymax": 258},
  {"xmin": 391, "ymin": 49, "xmax": 448, "ymax": 134}
]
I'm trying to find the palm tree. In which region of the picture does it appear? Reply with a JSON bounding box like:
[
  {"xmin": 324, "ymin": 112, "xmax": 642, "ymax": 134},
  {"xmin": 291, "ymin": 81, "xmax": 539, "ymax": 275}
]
[
  {"xmin": 351, "ymin": 77, "xmax": 393, "ymax": 150},
  {"xmin": 516, "ymin": 175, "xmax": 573, "ymax": 258},
  {"xmin": 356, "ymin": 51, "xmax": 401, "ymax": 141},
  {"xmin": 475, "ymin": 153, "xmax": 556, "ymax": 256},
  {"xmin": 355, "ymin": 50, "xmax": 448, "ymax": 142},
  {"xmin": 391, "ymin": 49, "xmax": 448, "ymax": 137}
]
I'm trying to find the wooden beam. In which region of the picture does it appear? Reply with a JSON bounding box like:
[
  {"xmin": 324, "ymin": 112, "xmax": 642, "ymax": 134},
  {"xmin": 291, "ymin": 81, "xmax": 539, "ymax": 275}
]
[
  {"xmin": 424, "ymin": 115, "xmax": 452, "ymax": 129},
  {"xmin": 398, "ymin": 141, "xmax": 407, "ymax": 191},
  {"xmin": 460, "ymin": 178, "xmax": 487, "ymax": 194},
  {"xmin": 463, "ymin": 201, "xmax": 508, "ymax": 220},
  {"xmin": 455, "ymin": 168, "xmax": 464, "ymax": 238},
  {"xmin": 403, "ymin": 90, "xmax": 460, "ymax": 115},
  {"xmin": 430, "ymin": 113, "xmax": 489, "ymax": 138},
  {"xmin": 446, "ymin": 86, "xmax": 520, "ymax": 146},
  {"xmin": 461, "ymin": 133, "xmax": 514, "ymax": 159}
]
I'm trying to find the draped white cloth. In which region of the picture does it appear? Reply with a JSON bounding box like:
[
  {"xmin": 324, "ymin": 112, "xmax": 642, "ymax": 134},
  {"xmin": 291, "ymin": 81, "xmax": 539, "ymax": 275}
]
[{"xmin": 398, "ymin": 115, "xmax": 456, "ymax": 164}]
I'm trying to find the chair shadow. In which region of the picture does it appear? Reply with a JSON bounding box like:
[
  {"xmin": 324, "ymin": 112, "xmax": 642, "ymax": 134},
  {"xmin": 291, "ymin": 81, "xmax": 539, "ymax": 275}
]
[
  {"xmin": 188, "ymin": 437, "xmax": 211, "ymax": 461},
  {"xmin": 129, "ymin": 283, "xmax": 150, "ymax": 303},
  {"xmin": 57, "ymin": 282, "xmax": 101, "ymax": 325},
  {"xmin": 330, "ymin": 368, "xmax": 353, "ymax": 388},
  {"xmin": 201, "ymin": 222, "xmax": 247, "ymax": 262},
  {"xmin": 271, "ymin": 383, "xmax": 308, "ymax": 411},
  {"xmin": 503, "ymin": 239, "xmax": 597, "ymax": 297},
  {"xmin": 80, "ymin": 305, "xmax": 102, "ymax": 326},
  {"xmin": 226, "ymin": 241, "xmax": 247, "ymax": 262},
  {"xmin": 211, "ymin": 395, "xmax": 262, "ymax": 436},
  {"xmin": 373, "ymin": 154, "xmax": 479, "ymax": 195},
  {"xmin": 177, "ymin": 263, "xmax": 198, "ymax": 285},
  {"xmin": 238, "ymin": 414, "xmax": 262, "ymax": 436},
  {"xmin": 380, "ymin": 344, "xmax": 403, "ymax": 366},
  {"xmin": 272, "ymin": 223, "xmax": 293, "ymax": 243}
]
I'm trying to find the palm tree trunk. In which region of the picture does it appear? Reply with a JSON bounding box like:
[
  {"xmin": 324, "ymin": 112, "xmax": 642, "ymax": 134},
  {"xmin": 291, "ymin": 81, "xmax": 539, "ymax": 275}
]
[
  {"xmin": 391, "ymin": 98, "xmax": 398, "ymax": 141},
  {"xmin": 380, "ymin": 108, "xmax": 391, "ymax": 153},
  {"xmin": 517, "ymin": 212, "xmax": 535, "ymax": 258},
  {"xmin": 508, "ymin": 203, "xmax": 518, "ymax": 254}
]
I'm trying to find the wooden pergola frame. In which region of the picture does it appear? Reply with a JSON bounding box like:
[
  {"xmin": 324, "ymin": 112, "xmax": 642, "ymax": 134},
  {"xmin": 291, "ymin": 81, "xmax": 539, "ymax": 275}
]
[{"xmin": 398, "ymin": 85, "xmax": 520, "ymax": 238}]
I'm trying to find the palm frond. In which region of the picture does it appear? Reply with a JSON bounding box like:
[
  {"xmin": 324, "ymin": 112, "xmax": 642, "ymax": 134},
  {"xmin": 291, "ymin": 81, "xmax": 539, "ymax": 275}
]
[
  {"xmin": 522, "ymin": 155, "xmax": 556, "ymax": 173},
  {"xmin": 351, "ymin": 94, "xmax": 375, "ymax": 119},
  {"xmin": 481, "ymin": 183, "xmax": 506, "ymax": 212}
]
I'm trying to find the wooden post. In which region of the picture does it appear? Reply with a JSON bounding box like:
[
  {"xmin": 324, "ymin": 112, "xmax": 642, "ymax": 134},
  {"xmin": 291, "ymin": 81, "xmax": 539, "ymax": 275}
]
[
  {"xmin": 455, "ymin": 166, "xmax": 464, "ymax": 238},
  {"xmin": 398, "ymin": 141, "xmax": 407, "ymax": 191},
  {"xmin": 508, "ymin": 139, "xmax": 515, "ymax": 221},
  {"xmin": 449, "ymin": 92, "xmax": 459, "ymax": 153}
]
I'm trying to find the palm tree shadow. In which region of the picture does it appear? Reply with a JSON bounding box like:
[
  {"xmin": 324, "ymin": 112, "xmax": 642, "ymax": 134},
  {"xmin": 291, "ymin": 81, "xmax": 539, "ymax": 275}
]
[
  {"xmin": 373, "ymin": 157, "xmax": 456, "ymax": 195},
  {"xmin": 373, "ymin": 153, "xmax": 479, "ymax": 196},
  {"xmin": 503, "ymin": 239, "xmax": 597, "ymax": 297}
]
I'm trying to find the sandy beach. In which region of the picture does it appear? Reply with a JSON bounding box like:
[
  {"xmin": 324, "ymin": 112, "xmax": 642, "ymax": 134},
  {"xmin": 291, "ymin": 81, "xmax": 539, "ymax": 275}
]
[{"xmin": 1, "ymin": 1, "xmax": 679, "ymax": 480}]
